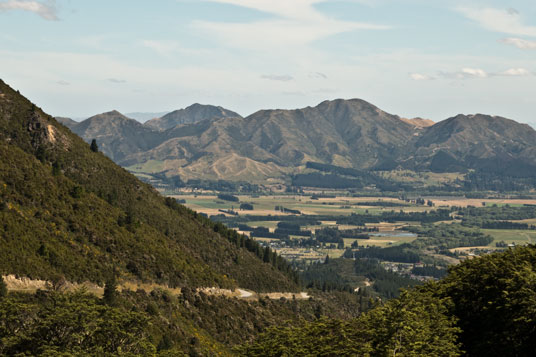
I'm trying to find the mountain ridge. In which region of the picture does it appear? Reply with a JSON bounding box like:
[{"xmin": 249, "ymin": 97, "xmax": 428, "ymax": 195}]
[
  {"xmin": 58, "ymin": 98, "xmax": 536, "ymax": 184},
  {"xmin": 144, "ymin": 103, "xmax": 241, "ymax": 131}
]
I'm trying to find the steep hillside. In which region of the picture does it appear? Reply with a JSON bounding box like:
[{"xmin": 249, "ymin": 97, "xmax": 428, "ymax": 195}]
[
  {"xmin": 0, "ymin": 79, "xmax": 372, "ymax": 355},
  {"xmin": 144, "ymin": 103, "xmax": 241, "ymax": 131},
  {"xmin": 0, "ymin": 79, "xmax": 299, "ymax": 292}
]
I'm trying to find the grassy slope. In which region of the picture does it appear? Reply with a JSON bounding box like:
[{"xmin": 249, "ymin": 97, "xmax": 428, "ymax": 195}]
[{"xmin": 0, "ymin": 79, "xmax": 297, "ymax": 292}]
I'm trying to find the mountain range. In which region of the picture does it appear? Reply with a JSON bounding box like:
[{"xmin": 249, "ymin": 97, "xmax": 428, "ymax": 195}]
[{"xmin": 59, "ymin": 99, "xmax": 536, "ymax": 185}]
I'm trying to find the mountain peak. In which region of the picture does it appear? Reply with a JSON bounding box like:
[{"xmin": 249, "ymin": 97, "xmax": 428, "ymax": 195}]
[{"xmin": 144, "ymin": 103, "xmax": 241, "ymax": 131}]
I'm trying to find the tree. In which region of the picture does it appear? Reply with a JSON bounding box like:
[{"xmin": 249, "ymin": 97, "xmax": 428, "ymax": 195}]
[
  {"xmin": 436, "ymin": 245, "xmax": 536, "ymax": 356},
  {"xmin": 90, "ymin": 139, "xmax": 98, "ymax": 152},
  {"xmin": 103, "ymin": 275, "xmax": 118, "ymax": 306},
  {"xmin": 0, "ymin": 276, "xmax": 7, "ymax": 299},
  {"xmin": 360, "ymin": 289, "xmax": 461, "ymax": 356}
]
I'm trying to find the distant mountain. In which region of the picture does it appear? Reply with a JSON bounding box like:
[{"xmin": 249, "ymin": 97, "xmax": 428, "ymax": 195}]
[
  {"xmin": 125, "ymin": 111, "xmax": 169, "ymax": 123},
  {"xmin": 411, "ymin": 114, "xmax": 536, "ymax": 175},
  {"xmin": 144, "ymin": 103, "xmax": 241, "ymax": 131},
  {"xmin": 67, "ymin": 110, "xmax": 162, "ymax": 162},
  {"xmin": 65, "ymin": 99, "xmax": 536, "ymax": 184},
  {"xmin": 122, "ymin": 99, "xmax": 418, "ymax": 180},
  {"xmin": 54, "ymin": 116, "xmax": 78, "ymax": 128}
]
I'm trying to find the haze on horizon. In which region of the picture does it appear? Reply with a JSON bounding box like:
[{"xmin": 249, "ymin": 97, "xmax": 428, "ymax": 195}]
[{"xmin": 0, "ymin": 0, "xmax": 535, "ymax": 127}]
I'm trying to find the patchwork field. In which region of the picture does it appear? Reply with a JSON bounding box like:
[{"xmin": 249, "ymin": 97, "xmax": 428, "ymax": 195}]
[
  {"xmin": 175, "ymin": 194, "xmax": 419, "ymax": 217},
  {"xmin": 173, "ymin": 193, "xmax": 536, "ymax": 265}
]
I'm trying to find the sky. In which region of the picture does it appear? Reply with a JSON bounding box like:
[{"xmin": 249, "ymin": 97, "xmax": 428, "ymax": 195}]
[{"xmin": 0, "ymin": 0, "xmax": 535, "ymax": 126}]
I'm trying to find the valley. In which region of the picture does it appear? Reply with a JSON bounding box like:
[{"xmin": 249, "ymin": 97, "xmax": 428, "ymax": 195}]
[
  {"xmin": 2, "ymin": 78, "xmax": 536, "ymax": 355},
  {"xmin": 170, "ymin": 190, "xmax": 536, "ymax": 297},
  {"xmin": 4, "ymin": 0, "xmax": 536, "ymax": 354}
]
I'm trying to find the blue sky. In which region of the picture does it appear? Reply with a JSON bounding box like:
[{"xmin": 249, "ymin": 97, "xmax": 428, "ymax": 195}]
[{"xmin": 0, "ymin": 0, "xmax": 535, "ymax": 126}]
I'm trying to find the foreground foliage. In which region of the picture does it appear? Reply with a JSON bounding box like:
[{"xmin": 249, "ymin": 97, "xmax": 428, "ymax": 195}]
[
  {"xmin": 238, "ymin": 246, "xmax": 536, "ymax": 356},
  {"xmin": 235, "ymin": 289, "xmax": 461, "ymax": 356}
]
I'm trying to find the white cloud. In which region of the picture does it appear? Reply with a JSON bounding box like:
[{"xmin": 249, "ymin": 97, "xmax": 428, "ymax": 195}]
[
  {"xmin": 432, "ymin": 67, "xmax": 532, "ymax": 80},
  {"xmin": 204, "ymin": 0, "xmax": 327, "ymax": 21},
  {"xmin": 497, "ymin": 68, "xmax": 532, "ymax": 76},
  {"xmin": 457, "ymin": 7, "xmax": 536, "ymax": 37},
  {"xmin": 193, "ymin": 0, "xmax": 389, "ymax": 51},
  {"xmin": 0, "ymin": 0, "xmax": 57, "ymax": 20},
  {"xmin": 409, "ymin": 73, "xmax": 433, "ymax": 81},
  {"xmin": 500, "ymin": 37, "xmax": 536, "ymax": 49},
  {"xmin": 461, "ymin": 68, "xmax": 487, "ymax": 78},
  {"xmin": 261, "ymin": 74, "xmax": 293, "ymax": 81},
  {"xmin": 440, "ymin": 68, "xmax": 488, "ymax": 79}
]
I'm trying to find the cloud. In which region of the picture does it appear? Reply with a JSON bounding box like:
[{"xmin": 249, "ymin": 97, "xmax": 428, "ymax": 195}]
[
  {"xmin": 457, "ymin": 7, "xmax": 536, "ymax": 37},
  {"xmin": 193, "ymin": 0, "xmax": 390, "ymax": 51},
  {"xmin": 309, "ymin": 72, "xmax": 328, "ymax": 79},
  {"xmin": 0, "ymin": 0, "xmax": 58, "ymax": 20},
  {"xmin": 460, "ymin": 68, "xmax": 488, "ymax": 78},
  {"xmin": 435, "ymin": 67, "xmax": 532, "ymax": 79},
  {"xmin": 409, "ymin": 73, "xmax": 434, "ymax": 81},
  {"xmin": 497, "ymin": 68, "xmax": 532, "ymax": 76},
  {"xmin": 107, "ymin": 78, "xmax": 127, "ymax": 84},
  {"xmin": 261, "ymin": 74, "xmax": 293, "ymax": 81},
  {"xmin": 500, "ymin": 37, "xmax": 536, "ymax": 50},
  {"xmin": 440, "ymin": 68, "xmax": 488, "ymax": 79}
]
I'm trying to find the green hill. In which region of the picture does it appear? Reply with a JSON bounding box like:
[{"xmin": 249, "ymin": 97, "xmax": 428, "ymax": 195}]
[{"xmin": 0, "ymin": 79, "xmax": 298, "ymax": 292}]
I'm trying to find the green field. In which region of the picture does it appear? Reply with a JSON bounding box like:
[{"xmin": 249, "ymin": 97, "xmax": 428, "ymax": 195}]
[
  {"xmin": 483, "ymin": 229, "xmax": 536, "ymax": 246},
  {"xmin": 175, "ymin": 193, "xmax": 536, "ymax": 265}
]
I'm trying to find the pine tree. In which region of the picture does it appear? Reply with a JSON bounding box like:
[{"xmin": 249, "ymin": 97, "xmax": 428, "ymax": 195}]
[
  {"xmin": 103, "ymin": 274, "xmax": 117, "ymax": 305},
  {"xmin": 0, "ymin": 276, "xmax": 7, "ymax": 298},
  {"xmin": 90, "ymin": 139, "xmax": 98, "ymax": 152}
]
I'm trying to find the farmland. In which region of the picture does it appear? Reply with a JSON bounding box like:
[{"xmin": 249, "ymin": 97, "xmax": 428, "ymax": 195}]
[{"xmin": 174, "ymin": 193, "xmax": 536, "ymax": 266}]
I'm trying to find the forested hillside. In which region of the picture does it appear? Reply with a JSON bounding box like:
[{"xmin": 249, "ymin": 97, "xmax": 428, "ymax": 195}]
[
  {"xmin": 0, "ymin": 79, "xmax": 298, "ymax": 291},
  {"xmin": 0, "ymin": 79, "xmax": 369, "ymax": 354},
  {"xmin": 238, "ymin": 245, "xmax": 536, "ymax": 356}
]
